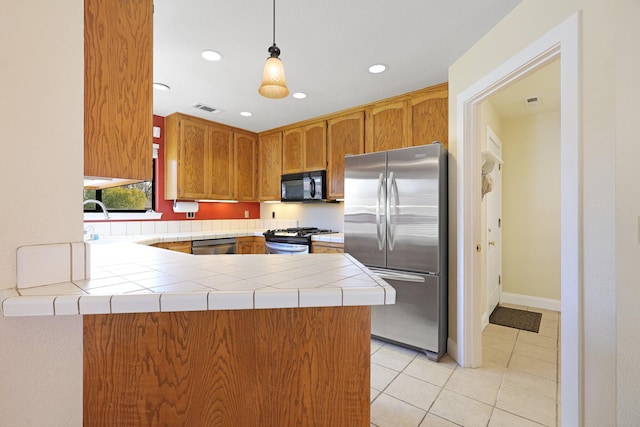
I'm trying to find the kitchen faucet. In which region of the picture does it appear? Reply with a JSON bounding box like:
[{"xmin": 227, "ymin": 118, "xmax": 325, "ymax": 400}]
[{"xmin": 83, "ymin": 199, "xmax": 110, "ymax": 219}]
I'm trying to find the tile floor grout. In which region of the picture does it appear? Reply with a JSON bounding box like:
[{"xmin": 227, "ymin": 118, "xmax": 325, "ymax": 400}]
[{"xmin": 370, "ymin": 305, "xmax": 561, "ymax": 427}]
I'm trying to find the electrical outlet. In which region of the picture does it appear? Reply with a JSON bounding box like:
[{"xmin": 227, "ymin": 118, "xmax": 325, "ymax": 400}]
[
  {"xmin": 186, "ymin": 212, "xmax": 195, "ymax": 219},
  {"xmin": 272, "ymin": 211, "xmax": 275, "ymax": 219},
  {"xmin": 244, "ymin": 210, "xmax": 249, "ymax": 219}
]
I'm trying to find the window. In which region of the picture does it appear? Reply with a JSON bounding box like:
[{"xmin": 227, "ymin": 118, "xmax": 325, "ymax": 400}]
[{"xmin": 84, "ymin": 162, "xmax": 155, "ymax": 213}]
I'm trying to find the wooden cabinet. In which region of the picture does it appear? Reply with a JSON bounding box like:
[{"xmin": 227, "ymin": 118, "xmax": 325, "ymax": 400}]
[
  {"xmin": 209, "ymin": 124, "xmax": 235, "ymax": 200},
  {"xmin": 282, "ymin": 121, "xmax": 327, "ymax": 174},
  {"xmin": 327, "ymin": 112, "xmax": 365, "ymax": 199},
  {"xmin": 84, "ymin": 0, "xmax": 153, "ymax": 181},
  {"xmin": 365, "ymin": 101, "xmax": 408, "ymax": 153},
  {"xmin": 258, "ymin": 132, "xmax": 283, "ymax": 201},
  {"xmin": 152, "ymin": 241, "xmax": 191, "ymax": 254},
  {"xmin": 311, "ymin": 241, "xmax": 344, "ymax": 253},
  {"xmin": 282, "ymin": 128, "xmax": 303, "ymax": 174},
  {"xmin": 165, "ymin": 113, "xmax": 258, "ymax": 201},
  {"xmin": 303, "ymin": 121, "xmax": 327, "ymax": 171},
  {"xmin": 235, "ymin": 131, "xmax": 258, "ymax": 202},
  {"xmin": 407, "ymin": 85, "xmax": 448, "ymax": 148},
  {"xmin": 236, "ymin": 236, "xmax": 266, "ymax": 254},
  {"xmin": 165, "ymin": 114, "xmax": 209, "ymax": 200}
]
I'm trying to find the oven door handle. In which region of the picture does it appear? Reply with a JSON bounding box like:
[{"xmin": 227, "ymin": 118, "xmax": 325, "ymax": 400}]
[{"xmin": 265, "ymin": 241, "xmax": 309, "ymax": 254}]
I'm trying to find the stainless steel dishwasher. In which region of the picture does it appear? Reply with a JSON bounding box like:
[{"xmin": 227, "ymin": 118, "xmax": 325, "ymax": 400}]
[{"xmin": 191, "ymin": 238, "xmax": 236, "ymax": 255}]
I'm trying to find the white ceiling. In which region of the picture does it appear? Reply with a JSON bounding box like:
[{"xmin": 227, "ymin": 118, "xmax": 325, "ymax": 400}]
[
  {"xmin": 488, "ymin": 58, "xmax": 561, "ymax": 119},
  {"xmin": 153, "ymin": 0, "xmax": 523, "ymax": 133}
]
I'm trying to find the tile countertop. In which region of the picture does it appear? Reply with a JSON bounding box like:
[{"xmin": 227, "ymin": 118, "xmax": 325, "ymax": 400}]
[{"xmin": 1, "ymin": 231, "xmax": 391, "ymax": 317}]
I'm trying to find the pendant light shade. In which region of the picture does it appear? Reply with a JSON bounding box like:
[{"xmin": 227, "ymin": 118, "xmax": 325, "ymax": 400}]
[{"xmin": 259, "ymin": 0, "xmax": 289, "ymax": 99}]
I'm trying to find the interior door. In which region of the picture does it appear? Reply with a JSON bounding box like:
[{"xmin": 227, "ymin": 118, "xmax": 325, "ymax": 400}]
[{"xmin": 486, "ymin": 127, "xmax": 503, "ymax": 315}]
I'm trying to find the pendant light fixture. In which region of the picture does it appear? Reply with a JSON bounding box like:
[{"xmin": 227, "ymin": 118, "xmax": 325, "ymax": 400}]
[{"xmin": 258, "ymin": 0, "xmax": 289, "ymax": 99}]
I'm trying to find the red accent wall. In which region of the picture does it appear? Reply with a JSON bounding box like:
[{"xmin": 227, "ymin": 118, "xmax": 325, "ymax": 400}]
[{"xmin": 154, "ymin": 115, "xmax": 261, "ymax": 220}]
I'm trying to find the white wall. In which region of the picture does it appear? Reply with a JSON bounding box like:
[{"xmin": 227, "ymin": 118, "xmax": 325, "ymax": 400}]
[
  {"xmin": 448, "ymin": 0, "xmax": 636, "ymax": 423},
  {"xmin": 614, "ymin": 0, "xmax": 640, "ymax": 424},
  {"xmin": 502, "ymin": 111, "xmax": 561, "ymax": 300},
  {"xmin": 0, "ymin": 1, "xmax": 83, "ymax": 424}
]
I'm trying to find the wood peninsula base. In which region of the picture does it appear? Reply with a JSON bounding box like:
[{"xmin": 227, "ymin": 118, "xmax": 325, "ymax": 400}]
[{"xmin": 84, "ymin": 306, "xmax": 371, "ymax": 426}]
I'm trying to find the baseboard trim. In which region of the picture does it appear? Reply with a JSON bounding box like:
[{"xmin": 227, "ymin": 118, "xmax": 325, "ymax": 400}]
[
  {"xmin": 446, "ymin": 337, "xmax": 459, "ymax": 364},
  {"xmin": 500, "ymin": 292, "xmax": 561, "ymax": 312}
]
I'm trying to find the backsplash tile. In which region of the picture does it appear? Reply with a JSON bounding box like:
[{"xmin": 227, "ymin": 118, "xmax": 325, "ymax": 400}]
[
  {"xmin": 17, "ymin": 243, "xmax": 71, "ymax": 288},
  {"xmin": 71, "ymin": 242, "xmax": 87, "ymax": 281}
]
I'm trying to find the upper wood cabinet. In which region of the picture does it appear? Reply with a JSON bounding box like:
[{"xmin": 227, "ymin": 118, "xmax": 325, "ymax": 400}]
[
  {"xmin": 258, "ymin": 132, "xmax": 283, "ymax": 201},
  {"xmin": 365, "ymin": 101, "xmax": 408, "ymax": 153},
  {"xmin": 235, "ymin": 131, "xmax": 258, "ymax": 202},
  {"xmin": 165, "ymin": 114, "xmax": 209, "ymax": 200},
  {"xmin": 84, "ymin": 0, "xmax": 153, "ymax": 181},
  {"xmin": 282, "ymin": 128, "xmax": 303, "ymax": 174},
  {"xmin": 407, "ymin": 85, "xmax": 448, "ymax": 148},
  {"xmin": 209, "ymin": 124, "xmax": 235, "ymax": 200},
  {"xmin": 303, "ymin": 121, "xmax": 327, "ymax": 171},
  {"xmin": 165, "ymin": 113, "xmax": 258, "ymax": 201},
  {"xmin": 327, "ymin": 112, "xmax": 365, "ymax": 200},
  {"xmin": 282, "ymin": 121, "xmax": 327, "ymax": 174}
]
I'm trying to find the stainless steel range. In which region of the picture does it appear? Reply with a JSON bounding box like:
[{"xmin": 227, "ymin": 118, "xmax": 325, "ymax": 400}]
[{"xmin": 263, "ymin": 227, "xmax": 334, "ymax": 254}]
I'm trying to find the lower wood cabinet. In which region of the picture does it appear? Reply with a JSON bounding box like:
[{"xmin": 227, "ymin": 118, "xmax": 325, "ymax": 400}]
[
  {"xmin": 152, "ymin": 241, "xmax": 191, "ymax": 254},
  {"xmin": 236, "ymin": 236, "xmax": 266, "ymax": 254},
  {"xmin": 311, "ymin": 241, "xmax": 344, "ymax": 254}
]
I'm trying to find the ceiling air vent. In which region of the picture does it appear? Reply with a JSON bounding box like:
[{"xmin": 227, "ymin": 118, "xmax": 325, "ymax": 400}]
[
  {"xmin": 192, "ymin": 103, "xmax": 223, "ymax": 114},
  {"xmin": 524, "ymin": 96, "xmax": 543, "ymax": 107}
]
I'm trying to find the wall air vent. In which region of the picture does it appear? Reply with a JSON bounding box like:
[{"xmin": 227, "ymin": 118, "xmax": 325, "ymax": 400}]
[{"xmin": 192, "ymin": 103, "xmax": 223, "ymax": 114}]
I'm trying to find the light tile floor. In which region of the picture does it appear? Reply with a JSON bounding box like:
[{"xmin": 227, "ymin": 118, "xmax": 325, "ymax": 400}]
[{"xmin": 370, "ymin": 305, "xmax": 561, "ymax": 427}]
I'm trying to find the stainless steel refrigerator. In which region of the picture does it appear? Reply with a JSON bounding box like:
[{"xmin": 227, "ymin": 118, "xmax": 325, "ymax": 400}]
[{"xmin": 344, "ymin": 143, "xmax": 447, "ymax": 361}]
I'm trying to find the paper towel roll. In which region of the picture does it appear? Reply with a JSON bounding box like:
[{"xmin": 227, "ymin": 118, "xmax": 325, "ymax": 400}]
[{"xmin": 173, "ymin": 201, "xmax": 199, "ymax": 213}]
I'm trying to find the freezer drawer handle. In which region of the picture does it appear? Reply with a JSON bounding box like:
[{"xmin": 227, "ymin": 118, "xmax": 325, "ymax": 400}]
[{"xmin": 369, "ymin": 268, "xmax": 426, "ymax": 283}]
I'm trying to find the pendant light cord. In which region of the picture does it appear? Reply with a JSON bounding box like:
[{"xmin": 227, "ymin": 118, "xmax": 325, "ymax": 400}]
[{"xmin": 272, "ymin": 0, "xmax": 276, "ymax": 45}]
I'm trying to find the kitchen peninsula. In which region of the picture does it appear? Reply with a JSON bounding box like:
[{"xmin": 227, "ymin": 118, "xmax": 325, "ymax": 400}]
[{"xmin": 2, "ymin": 239, "xmax": 394, "ymax": 426}]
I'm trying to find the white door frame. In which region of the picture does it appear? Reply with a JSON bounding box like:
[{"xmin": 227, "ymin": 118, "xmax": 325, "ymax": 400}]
[
  {"xmin": 485, "ymin": 125, "xmax": 503, "ymax": 324},
  {"xmin": 454, "ymin": 13, "xmax": 582, "ymax": 425}
]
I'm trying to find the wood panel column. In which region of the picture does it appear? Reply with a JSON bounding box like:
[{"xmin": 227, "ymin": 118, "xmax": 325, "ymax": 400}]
[{"xmin": 84, "ymin": 306, "xmax": 371, "ymax": 426}]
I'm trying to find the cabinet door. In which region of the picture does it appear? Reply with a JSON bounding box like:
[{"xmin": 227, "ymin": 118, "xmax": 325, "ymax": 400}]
[
  {"xmin": 282, "ymin": 128, "xmax": 304, "ymax": 174},
  {"xmin": 258, "ymin": 132, "xmax": 283, "ymax": 201},
  {"xmin": 327, "ymin": 112, "xmax": 364, "ymax": 200},
  {"xmin": 235, "ymin": 131, "xmax": 258, "ymax": 202},
  {"xmin": 84, "ymin": 0, "xmax": 153, "ymax": 181},
  {"xmin": 177, "ymin": 118, "xmax": 209, "ymax": 200},
  {"xmin": 209, "ymin": 125, "xmax": 235, "ymax": 200},
  {"xmin": 365, "ymin": 101, "xmax": 408, "ymax": 153},
  {"xmin": 303, "ymin": 121, "xmax": 327, "ymax": 171},
  {"xmin": 253, "ymin": 237, "xmax": 266, "ymax": 254},
  {"xmin": 408, "ymin": 87, "xmax": 448, "ymax": 148},
  {"xmin": 236, "ymin": 237, "xmax": 254, "ymax": 254}
]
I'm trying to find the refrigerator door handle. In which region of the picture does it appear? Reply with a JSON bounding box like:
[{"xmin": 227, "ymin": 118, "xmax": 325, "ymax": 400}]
[
  {"xmin": 376, "ymin": 172, "xmax": 386, "ymax": 250},
  {"xmin": 368, "ymin": 267, "xmax": 426, "ymax": 283},
  {"xmin": 387, "ymin": 171, "xmax": 399, "ymax": 251}
]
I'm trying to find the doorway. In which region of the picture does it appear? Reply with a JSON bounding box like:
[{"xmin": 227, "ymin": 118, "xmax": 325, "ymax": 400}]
[{"xmin": 454, "ymin": 13, "xmax": 581, "ymax": 425}]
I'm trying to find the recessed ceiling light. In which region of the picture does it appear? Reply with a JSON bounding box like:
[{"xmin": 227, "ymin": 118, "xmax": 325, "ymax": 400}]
[
  {"xmin": 240, "ymin": 111, "xmax": 252, "ymax": 117},
  {"xmin": 292, "ymin": 92, "xmax": 307, "ymax": 99},
  {"xmin": 368, "ymin": 64, "xmax": 387, "ymax": 74},
  {"xmin": 153, "ymin": 83, "xmax": 171, "ymax": 91},
  {"xmin": 201, "ymin": 49, "xmax": 223, "ymax": 61}
]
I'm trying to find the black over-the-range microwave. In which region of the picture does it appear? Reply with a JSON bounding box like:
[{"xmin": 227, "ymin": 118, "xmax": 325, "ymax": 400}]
[{"xmin": 281, "ymin": 170, "xmax": 327, "ymax": 202}]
